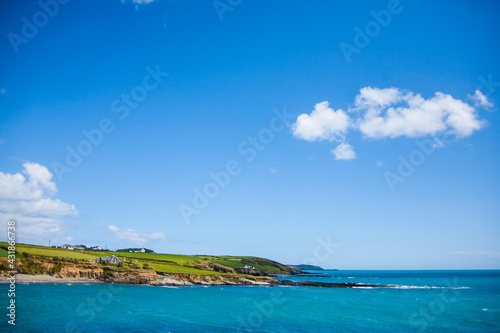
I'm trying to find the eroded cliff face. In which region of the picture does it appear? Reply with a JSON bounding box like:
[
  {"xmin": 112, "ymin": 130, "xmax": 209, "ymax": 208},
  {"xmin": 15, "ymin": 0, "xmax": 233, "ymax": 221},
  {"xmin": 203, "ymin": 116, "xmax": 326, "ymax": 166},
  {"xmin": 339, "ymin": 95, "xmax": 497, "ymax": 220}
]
[
  {"xmin": 9, "ymin": 259, "xmax": 281, "ymax": 286},
  {"xmin": 15, "ymin": 259, "xmax": 104, "ymax": 279},
  {"xmin": 57, "ymin": 265, "xmax": 104, "ymax": 279},
  {"xmin": 102, "ymin": 269, "xmax": 160, "ymax": 284}
]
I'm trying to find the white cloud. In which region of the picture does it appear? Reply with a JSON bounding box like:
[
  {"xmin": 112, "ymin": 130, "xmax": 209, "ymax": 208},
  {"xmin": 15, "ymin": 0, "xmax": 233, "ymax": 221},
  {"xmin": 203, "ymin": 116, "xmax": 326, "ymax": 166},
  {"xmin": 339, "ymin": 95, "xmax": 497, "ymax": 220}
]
[
  {"xmin": 0, "ymin": 162, "xmax": 58, "ymax": 201},
  {"xmin": 108, "ymin": 225, "xmax": 166, "ymax": 244},
  {"xmin": 376, "ymin": 160, "xmax": 384, "ymax": 167},
  {"xmin": 292, "ymin": 87, "xmax": 489, "ymax": 159},
  {"xmin": 0, "ymin": 163, "xmax": 78, "ymax": 243},
  {"xmin": 121, "ymin": 0, "xmax": 156, "ymax": 5},
  {"xmin": 354, "ymin": 87, "xmax": 404, "ymax": 110},
  {"xmin": 330, "ymin": 143, "xmax": 356, "ymax": 160},
  {"xmin": 469, "ymin": 90, "xmax": 493, "ymax": 109},
  {"xmin": 0, "ymin": 199, "xmax": 76, "ymax": 217},
  {"xmin": 358, "ymin": 89, "xmax": 486, "ymax": 139},
  {"xmin": 292, "ymin": 101, "xmax": 351, "ymax": 142}
]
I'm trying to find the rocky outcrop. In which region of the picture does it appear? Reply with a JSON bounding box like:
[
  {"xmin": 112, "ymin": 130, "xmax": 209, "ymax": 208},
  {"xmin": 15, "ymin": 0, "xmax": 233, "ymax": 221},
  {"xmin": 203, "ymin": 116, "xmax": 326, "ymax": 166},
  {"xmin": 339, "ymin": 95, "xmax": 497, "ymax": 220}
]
[
  {"xmin": 151, "ymin": 272, "xmax": 280, "ymax": 286},
  {"xmin": 102, "ymin": 269, "xmax": 160, "ymax": 284},
  {"xmin": 56, "ymin": 265, "xmax": 104, "ymax": 279},
  {"xmin": 189, "ymin": 261, "xmax": 236, "ymax": 274}
]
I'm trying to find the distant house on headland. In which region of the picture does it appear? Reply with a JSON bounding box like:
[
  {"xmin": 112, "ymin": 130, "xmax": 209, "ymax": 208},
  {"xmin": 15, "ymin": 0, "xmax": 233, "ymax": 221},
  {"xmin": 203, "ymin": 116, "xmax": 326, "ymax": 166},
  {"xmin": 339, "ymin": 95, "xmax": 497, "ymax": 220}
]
[
  {"xmin": 90, "ymin": 246, "xmax": 102, "ymax": 251},
  {"xmin": 62, "ymin": 244, "xmax": 74, "ymax": 250},
  {"xmin": 73, "ymin": 245, "xmax": 87, "ymax": 250},
  {"xmin": 95, "ymin": 255, "xmax": 120, "ymax": 264},
  {"xmin": 242, "ymin": 265, "xmax": 255, "ymax": 269}
]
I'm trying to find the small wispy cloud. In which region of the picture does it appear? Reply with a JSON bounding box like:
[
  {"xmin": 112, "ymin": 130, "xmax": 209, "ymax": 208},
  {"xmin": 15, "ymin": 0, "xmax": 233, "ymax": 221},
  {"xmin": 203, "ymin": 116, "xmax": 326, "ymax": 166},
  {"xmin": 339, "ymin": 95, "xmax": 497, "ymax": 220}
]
[
  {"xmin": 330, "ymin": 143, "xmax": 356, "ymax": 160},
  {"xmin": 469, "ymin": 90, "xmax": 493, "ymax": 109},
  {"xmin": 120, "ymin": 0, "xmax": 157, "ymax": 5},
  {"xmin": 108, "ymin": 224, "xmax": 166, "ymax": 244}
]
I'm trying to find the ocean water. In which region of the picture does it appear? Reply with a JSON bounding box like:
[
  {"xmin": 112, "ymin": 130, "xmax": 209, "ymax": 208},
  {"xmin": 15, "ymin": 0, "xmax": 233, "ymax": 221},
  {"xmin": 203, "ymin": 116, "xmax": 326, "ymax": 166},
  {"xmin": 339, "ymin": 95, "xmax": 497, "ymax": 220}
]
[{"xmin": 1, "ymin": 270, "xmax": 499, "ymax": 332}]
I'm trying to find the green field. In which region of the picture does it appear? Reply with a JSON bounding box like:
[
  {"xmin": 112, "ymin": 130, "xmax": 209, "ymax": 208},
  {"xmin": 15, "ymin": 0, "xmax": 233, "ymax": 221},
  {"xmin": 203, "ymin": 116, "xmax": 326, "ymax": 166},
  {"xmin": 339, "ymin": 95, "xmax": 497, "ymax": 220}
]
[
  {"xmin": 148, "ymin": 263, "xmax": 222, "ymax": 275},
  {"xmin": 113, "ymin": 251, "xmax": 199, "ymax": 263},
  {"xmin": 0, "ymin": 247, "xmax": 9, "ymax": 258},
  {"xmin": 12, "ymin": 244, "xmax": 101, "ymax": 261}
]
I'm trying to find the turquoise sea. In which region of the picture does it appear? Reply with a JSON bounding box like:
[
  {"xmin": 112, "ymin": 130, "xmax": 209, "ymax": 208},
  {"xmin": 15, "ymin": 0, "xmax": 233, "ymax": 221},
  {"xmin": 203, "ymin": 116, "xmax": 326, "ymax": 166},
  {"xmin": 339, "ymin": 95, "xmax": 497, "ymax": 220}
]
[{"xmin": 1, "ymin": 270, "xmax": 500, "ymax": 332}]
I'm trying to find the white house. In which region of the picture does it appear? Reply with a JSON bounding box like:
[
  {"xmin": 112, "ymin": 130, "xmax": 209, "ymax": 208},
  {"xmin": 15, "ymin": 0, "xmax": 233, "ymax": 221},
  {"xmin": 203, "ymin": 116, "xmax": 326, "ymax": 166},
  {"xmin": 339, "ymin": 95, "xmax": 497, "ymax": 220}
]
[
  {"xmin": 62, "ymin": 244, "xmax": 74, "ymax": 250},
  {"xmin": 95, "ymin": 255, "xmax": 120, "ymax": 264},
  {"xmin": 242, "ymin": 265, "xmax": 255, "ymax": 269}
]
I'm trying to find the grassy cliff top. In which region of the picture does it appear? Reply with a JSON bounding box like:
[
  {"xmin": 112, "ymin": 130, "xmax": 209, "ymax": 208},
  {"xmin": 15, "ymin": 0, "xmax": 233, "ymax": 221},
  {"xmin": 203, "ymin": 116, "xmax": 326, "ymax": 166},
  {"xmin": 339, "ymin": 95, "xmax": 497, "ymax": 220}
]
[{"xmin": 0, "ymin": 242, "xmax": 301, "ymax": 276}]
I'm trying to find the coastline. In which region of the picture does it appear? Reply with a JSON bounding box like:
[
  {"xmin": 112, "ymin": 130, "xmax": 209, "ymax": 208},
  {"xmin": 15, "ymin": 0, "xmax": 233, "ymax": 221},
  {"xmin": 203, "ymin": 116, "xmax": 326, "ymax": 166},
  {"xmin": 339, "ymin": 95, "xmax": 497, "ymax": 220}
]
[
  {"xmin": 0, "ymin": 273, "xmax": 390, "ymax": 288},
  {"xmin": 0, "ymin": 274, "xmax": 103, "ymax": 284},
  {"xmin": 0, "ymin": 273, "xmax": 279, "ymax": 286}
]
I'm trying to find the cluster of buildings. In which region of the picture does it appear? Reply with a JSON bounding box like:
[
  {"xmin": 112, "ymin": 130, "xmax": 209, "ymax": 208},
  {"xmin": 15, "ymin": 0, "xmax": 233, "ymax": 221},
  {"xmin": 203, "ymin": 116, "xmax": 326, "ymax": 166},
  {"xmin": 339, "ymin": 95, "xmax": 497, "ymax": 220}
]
[
  {"xmin": 60, "ymin": 244, "xmax": 104, "ymax": 251},
  {"xmin": 116, "ymin": 247, "xmax": 155, "ymax": 253},
  {"xmin": 55, "ymin": 244, "xmax": 156, "ymax": 265}
]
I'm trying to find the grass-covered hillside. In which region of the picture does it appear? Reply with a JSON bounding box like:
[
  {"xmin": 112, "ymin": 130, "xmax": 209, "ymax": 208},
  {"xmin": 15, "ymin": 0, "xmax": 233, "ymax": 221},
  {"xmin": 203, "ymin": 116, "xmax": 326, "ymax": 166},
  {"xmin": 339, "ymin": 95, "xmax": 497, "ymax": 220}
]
[{"xmin": 0, "ymin": 242, "xmax": 301, "ymax": 276}]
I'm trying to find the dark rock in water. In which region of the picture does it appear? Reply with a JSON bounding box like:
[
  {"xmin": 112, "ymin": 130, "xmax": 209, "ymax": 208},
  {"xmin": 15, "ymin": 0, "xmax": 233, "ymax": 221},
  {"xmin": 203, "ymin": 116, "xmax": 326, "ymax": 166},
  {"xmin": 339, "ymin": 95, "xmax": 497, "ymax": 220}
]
[
  {"xmin": 280, "ymin": 280, "xmax": 295, "ymax": 286},
  {"xmin": 279, "ymin": 280, "xmax": 389, "ymax": 288}
]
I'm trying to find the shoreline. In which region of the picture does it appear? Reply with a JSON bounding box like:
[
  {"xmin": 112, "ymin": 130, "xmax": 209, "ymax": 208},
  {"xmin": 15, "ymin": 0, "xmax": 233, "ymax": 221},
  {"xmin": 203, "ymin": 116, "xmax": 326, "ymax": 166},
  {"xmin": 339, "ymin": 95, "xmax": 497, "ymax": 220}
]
[
  {"xmin": 0, "ymin": 274, "xmax": 390, "ymax": 288},
  {"xmin": 0, "ymin": 274, "xmax": 103, "ymax": 284}
]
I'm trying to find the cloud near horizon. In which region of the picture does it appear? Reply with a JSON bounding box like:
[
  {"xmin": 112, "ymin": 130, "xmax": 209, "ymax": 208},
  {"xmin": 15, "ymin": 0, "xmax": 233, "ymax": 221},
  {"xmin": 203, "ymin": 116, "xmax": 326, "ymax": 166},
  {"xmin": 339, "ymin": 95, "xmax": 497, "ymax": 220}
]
[
  {"xmin": 292, "ymin": 87, "xmax": 491, "ymax": 159},
  {"xmin": 0, "ymin": 163, "xmax": 78, "ymax": 242},
  {"xmin": 120, "ymin": 0, "xmax": 157, "ymax": 5}
]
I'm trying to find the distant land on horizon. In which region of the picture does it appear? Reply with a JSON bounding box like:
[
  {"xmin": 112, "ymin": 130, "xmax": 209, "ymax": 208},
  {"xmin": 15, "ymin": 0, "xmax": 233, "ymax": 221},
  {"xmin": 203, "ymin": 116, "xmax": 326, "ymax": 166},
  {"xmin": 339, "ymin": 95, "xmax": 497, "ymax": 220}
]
[{"xmin": 290, "ymin": 264, "xmax": 339, "ymax": 271}]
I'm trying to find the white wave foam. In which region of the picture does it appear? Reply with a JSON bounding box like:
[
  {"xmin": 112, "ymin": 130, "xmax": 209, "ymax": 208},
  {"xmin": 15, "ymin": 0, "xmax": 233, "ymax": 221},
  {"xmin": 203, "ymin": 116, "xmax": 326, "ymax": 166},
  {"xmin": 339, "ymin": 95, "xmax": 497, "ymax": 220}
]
[{"xmin": 389, "ymin": 285, "xmax": 469, "ymax": 290}]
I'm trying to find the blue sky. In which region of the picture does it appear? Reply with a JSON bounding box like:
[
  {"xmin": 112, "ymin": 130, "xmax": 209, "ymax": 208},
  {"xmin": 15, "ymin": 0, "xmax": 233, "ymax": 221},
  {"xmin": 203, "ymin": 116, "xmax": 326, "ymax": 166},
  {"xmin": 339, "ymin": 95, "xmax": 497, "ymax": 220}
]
[{"xmin": 1, "ymin": 0, "xmax": 499, "ymax": 269}]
